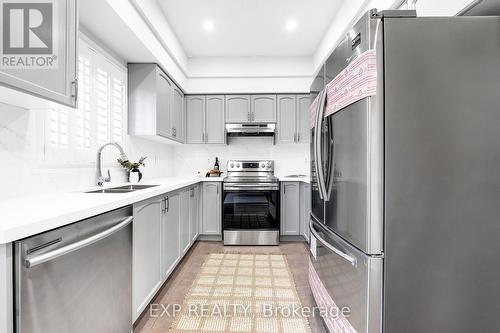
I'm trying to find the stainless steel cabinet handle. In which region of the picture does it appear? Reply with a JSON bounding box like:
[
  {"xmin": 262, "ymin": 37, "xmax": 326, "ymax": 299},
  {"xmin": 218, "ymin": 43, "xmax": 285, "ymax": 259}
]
[
  {"xmin": 309, "ymin": 220, "xmax": 356, "ymax": 266},
  {"xmin": 166, "ymin": 196, "xmax": 169, "ymax": 212},
  {"xmin": 25, "ymin": 216, "xmax": 134, "ymax": 268},
  {"xmin": 297, "ymin": 133, "xmax": 300, "ymax": 142}
]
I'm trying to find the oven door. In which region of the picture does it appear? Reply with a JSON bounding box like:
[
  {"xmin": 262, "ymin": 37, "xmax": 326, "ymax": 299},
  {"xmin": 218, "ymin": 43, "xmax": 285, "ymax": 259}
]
[{"xmin": 222, "ymin": 185, "xmax": 279, "ymax": 245}]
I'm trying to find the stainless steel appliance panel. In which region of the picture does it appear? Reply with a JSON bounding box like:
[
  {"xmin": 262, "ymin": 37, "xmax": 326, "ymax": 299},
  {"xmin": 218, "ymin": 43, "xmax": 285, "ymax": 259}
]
[
  {"xmin": 15, "ymin": 207, "xmax": 133, "ymax": 333},
  {"xmin": 310, "ymin": 220, "xmax": 383, "ymax": 333},
  {"xmin": 383, "ymin": 17, "xmax": 500, "ymax": 333},
  {"xmin": 324, "ymin": 97, "xmax": 383, "ymax": 255}
]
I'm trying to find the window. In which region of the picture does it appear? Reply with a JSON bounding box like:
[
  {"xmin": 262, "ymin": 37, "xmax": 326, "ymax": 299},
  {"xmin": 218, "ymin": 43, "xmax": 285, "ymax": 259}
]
[{"xmin": 43, "ymin": 37, "xmax": 126, "ymax": 165}]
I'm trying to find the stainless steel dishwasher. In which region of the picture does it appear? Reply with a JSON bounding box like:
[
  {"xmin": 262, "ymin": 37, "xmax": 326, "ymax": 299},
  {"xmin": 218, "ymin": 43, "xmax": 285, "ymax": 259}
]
[{"xmin": 14, "ymin": 206, "xmax": 133, "ymax": 333}]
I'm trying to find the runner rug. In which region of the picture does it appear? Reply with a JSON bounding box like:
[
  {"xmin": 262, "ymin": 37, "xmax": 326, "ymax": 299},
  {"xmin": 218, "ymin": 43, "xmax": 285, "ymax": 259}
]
[{"xmin": 169, "ymin": 253, "xmax": 311, "ymax": 333}]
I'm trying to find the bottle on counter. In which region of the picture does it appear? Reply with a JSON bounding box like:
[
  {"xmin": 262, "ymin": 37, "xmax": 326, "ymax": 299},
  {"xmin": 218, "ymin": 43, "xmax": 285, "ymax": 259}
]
[{"xmin": 214, "ymin": 157, "xmax": 219, "ymax": 171}]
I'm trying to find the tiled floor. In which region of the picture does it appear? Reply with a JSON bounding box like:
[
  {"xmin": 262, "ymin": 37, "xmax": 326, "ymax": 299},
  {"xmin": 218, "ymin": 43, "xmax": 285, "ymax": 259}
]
[{"xmin": 134, "ymin": 241, "xmax": 327, "ymax": 333}]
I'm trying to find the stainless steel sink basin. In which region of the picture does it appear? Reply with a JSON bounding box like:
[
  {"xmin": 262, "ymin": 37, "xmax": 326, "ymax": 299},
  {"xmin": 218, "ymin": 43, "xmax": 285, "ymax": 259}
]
[
  {"xmin": 283, "ymin": 174, "xmax": 307, "ymax": 178},
  {"xmin": 85, "ymin": 184, "xmax": 159, "ymax": 193}
]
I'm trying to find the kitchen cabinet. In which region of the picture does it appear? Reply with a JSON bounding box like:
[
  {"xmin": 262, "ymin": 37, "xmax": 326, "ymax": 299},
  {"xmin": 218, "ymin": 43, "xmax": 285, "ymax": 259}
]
[
  {"xmin": 201, "ymin": 182, "xmax": 222, "ymax": 235},
  {"xmin": 225, "ymin": 95, "xmax": 251, "ymax": 123},
  {"xmin": 133, "ymin": 197, "xmax": 163, "ymax": 320},
  {"xmin": 300, "ymin": 182, "xmax": 311, "ymax": 241},
  {"xmin": 0, "ymin": 0, "xmax": 78, "ymax": 108},
  {"xmin": 251, "ymin": 95, "xmax": 277, "ymax": 122},
  {"xmin": 180, "ymin": 189, "xmax": 191, "ymax": 255},
  {"xmin": 189, "ymin": 185, "xmax": 200, "ymax": 242},
  {"xmin": 128, "ymin": 64, "xmax": 184, "ymax": 143},
  {"xmin": 172, "ymin": 86, "xmax": 185, "ymax": 141},
  {"xmin": 186, "ymin": 95, "xmax": 225, "ymax": 144},
  {"xmin": 277, "ymin": 94, "xmax": 310, "ymax": 144},
  {"xmin": 226, "ymin": 95, "xmax": 277, "ymax": 123},
  {"xmin": 162, "ymin": 192, "xmax": 180, "ymax": 280},
  {"xmin": 280, "ymin": 182, "xmax": 300, "ymax": 236}
]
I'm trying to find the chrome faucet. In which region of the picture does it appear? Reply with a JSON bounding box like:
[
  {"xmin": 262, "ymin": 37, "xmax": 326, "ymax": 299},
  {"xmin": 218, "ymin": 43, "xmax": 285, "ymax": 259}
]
[{"xmin": 96, "ymin": 142, "xmax": 128, "ymax": 186}]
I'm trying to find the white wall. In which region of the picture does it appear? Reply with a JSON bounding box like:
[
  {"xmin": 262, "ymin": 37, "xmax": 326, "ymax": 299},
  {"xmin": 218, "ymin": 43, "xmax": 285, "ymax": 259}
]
[
  {"xmin": 0, "ymin": 103, "xmax": 174, "ymax": 201},
  {"xmin": 173, "ymin": 139, "xmax": 309, "ymax": 178}
]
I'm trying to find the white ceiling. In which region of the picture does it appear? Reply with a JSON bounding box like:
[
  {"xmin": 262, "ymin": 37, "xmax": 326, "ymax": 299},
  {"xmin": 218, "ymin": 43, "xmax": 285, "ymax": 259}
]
[{"xmin": 156, "ymin": 0, "xmax": 345, "ymax": 57}]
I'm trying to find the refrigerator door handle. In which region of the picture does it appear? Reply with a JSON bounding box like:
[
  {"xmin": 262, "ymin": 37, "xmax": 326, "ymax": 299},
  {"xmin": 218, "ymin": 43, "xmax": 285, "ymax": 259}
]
[
  {"xmin": 315, "ymin": 90, "xmax": 328, "ymax": 200},
  {"xmin": 310, "ymin": 220, "xmax": 357, "ymax": 266},
  {"xmin": 313, "ymin": 91, "xmax": 324, "ymax": 199}
]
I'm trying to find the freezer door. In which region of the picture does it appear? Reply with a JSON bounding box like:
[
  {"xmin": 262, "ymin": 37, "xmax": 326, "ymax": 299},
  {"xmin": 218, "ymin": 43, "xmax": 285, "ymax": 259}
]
[
  {"xmin": 324, "ymin": 97, "xmax": 383, "ymax": 255},
  {"xmin": 309, "ymin": 220, "xmax": 383, "ymax": 333}
]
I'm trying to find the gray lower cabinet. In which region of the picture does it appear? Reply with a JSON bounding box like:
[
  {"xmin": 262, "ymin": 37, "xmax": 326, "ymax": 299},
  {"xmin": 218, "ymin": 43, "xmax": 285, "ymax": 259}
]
[
  {"xmin": 179, "ymin": 189, "xmax": 191, "ymax": 255},
  {"xmin": 186, "ymin": 95, "xmax": 225, "ymax": 144},
  {"xmin": 201, "ymin": 182, "xmax": 222, "ymax": 235},
  {"xmin": 251, "ymin": 95, "xmax": 277, "ymax": 122},
  {"xmin": 0, "ymin": 0, "xmax": 78, "ymax": 107},
  {"xmin": 280, "ymin": 182, "xmax": 300, "ymax": 236},
  {"xmin": 277, "ymin": 94, "xmax": 310, "ymax": 144},
  {"xmin": 300, "ymin": 183, "xmax": 311, "ymax": 241},
  {"xmin": 162, "ymin": 192, "xmax": 180, "ymax": 280},
  {"xmin": 128, "ymin": 63, "xmax": 184, "ymax": 143},
  {"xmin": 189, "ymin": 185, "xmax": 200, "ymax": 242},
  {"xmin": 133, "ymin": 197, "xmax": 163, "ymax": 320},
  {"xmin": 225, "ymin": 95, "xmax": 251, "ymax": 123}
]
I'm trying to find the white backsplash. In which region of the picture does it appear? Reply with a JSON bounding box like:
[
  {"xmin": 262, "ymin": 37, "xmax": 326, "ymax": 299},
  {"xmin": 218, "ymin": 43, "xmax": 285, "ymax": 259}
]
[
  {"xmin": 0, "ymin": 103, "xmax": 174, "ymax": 201},
  {"xmin": 172, "ymin": 137, "xmax": 310, "ymax": 178}
]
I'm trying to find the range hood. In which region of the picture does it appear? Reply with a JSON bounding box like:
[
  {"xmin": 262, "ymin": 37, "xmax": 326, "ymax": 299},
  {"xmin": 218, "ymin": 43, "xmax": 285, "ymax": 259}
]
[{"xmin": 226, "ymin": 123, "xmax": 275, "ymax": 137}]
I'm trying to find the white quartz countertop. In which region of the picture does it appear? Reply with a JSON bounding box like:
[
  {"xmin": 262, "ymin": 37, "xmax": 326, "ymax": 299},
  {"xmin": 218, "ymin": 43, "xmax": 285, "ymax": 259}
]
[
  {"xmin": 277, "ymin": 175, "xmax": 310, "ymax": 183},
  {"xmin": 0, "ymin": 177, "xmax": 221, "ymax": 244}
]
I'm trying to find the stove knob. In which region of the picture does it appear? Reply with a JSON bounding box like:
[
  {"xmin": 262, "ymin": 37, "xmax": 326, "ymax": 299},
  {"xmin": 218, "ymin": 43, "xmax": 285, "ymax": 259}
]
[
  {"xmin": 267, "ymin": 162, "xmax": 272, "ymax": 168},
  {"xmin": 261, "ymin": 163, "xmax": 265, "ymax": 168},
  {"xmin": 236, "ymin": 163, "xmax": 240, "ymax": 168},
  {"xmin": 230, "ymin": 163, "xmax": 234, "ymax": 168}
]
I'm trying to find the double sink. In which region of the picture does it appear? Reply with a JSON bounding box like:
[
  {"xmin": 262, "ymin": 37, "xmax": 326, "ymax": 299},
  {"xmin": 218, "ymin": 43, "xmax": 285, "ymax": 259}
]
[{"xmin": 85, "ymin": 184, "xmax": 159, "ymax": 194}]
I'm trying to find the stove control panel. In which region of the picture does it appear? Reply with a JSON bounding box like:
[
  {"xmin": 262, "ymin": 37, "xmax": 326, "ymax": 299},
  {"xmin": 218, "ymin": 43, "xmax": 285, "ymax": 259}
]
[{"xmin": 227, "ymin": 160, "xmax": 274, "ymax": 172}]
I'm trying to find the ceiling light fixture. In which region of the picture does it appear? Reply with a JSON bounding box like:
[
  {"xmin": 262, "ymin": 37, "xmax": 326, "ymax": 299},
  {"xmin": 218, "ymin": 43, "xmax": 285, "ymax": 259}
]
[
  {"xmin": 203, "ymin": 20, "xmax": 214, "ymax": 32},
  {"xmin": 285, "ymin": 19, "xmax": 297, "ymax": 31}
]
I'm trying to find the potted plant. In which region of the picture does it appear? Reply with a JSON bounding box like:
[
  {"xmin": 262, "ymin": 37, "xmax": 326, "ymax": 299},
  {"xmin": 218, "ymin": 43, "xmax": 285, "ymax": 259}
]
[{"xmin": 118, "ymin": 156, "xmax": 147, "ymax": 183}]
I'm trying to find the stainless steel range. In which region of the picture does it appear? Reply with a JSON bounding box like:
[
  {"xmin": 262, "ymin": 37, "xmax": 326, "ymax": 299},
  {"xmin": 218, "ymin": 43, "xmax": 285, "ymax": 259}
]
[{"xmin": 223, "ymin": 160, "xmax": 279, "ymax": 245}]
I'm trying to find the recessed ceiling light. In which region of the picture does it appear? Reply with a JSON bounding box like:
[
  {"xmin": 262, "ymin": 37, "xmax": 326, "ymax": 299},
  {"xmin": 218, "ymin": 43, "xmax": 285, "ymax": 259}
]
[
  {"xmin": 203, "ymin": 20, "xmax": 214, "ymax": 32},
  {"xmin": 285, "ymin": 19, "xmax": 297, "ymax": 31}
]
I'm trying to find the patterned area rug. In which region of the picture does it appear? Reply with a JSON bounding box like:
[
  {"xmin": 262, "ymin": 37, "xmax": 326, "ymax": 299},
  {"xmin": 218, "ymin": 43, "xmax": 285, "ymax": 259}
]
[{"xmin": 169, "ymin": 253, "xmax": 311, "ymax": 333}]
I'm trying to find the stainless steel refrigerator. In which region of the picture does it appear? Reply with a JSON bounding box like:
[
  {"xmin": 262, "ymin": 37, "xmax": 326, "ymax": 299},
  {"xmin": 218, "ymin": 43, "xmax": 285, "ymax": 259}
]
[{"xmin": 309, "ymin": 9, "xmax": 500, "ymax": 333}]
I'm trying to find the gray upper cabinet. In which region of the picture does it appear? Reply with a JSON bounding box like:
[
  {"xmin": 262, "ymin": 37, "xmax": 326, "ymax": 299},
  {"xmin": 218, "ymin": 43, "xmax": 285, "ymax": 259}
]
[
  {"xmin": 225, "ymin": 95, "xmax": 251, "ymax": 123},
  {"xmin": 187, "ymin": 95, "xmax": 225, "ymax": 144},
  {"xmin": 0, "ymin": 0, "xmax": 77, "ymax": 107},
  {"xmin": 128, "ymin": 63, "xmax": 184, "ymax": 143},
  {"xmin": 201, "ymin": 182, "xmax": 222, "ymax": 235},
  {"xmin": 297, "ymin": 95, "xmax": 311, "ymax": 143},
  {"xmin": 205, "ymin": 96, "xmax": 225, "ymax": 143},
  {"xmin": 186, "ymin": 96, "xmax": 205, "ymax": 144},
  {"xmin": 277, "ymin": 94, "xmax": 310, "ymax": 144},
  {"xmin": 277, "ymin": 95, "xmax": 297, "ymax": 144},
  {"xmin": 251, "ymin": 95, "xmax": 277, "ymax": 122},
  {"xmin": 172, "ymin": 86, "xmax": 185, "ymax": 141},
  {"xmin": 281, "ymin": 182, "xmax": 300, "ymax": 236}
]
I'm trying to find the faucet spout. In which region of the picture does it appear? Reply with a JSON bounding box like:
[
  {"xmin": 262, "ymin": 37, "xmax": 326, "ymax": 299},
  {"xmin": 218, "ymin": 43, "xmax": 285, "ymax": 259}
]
[{"xmin": 96, "ymin": 142, "xmax": 128, "ymax": 186}]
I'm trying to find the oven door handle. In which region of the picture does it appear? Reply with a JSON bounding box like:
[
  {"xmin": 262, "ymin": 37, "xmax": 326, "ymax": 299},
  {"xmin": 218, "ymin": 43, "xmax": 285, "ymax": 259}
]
[{"xmin": 224, "ymin": 186, "xmax": 279, "ymax": 191}]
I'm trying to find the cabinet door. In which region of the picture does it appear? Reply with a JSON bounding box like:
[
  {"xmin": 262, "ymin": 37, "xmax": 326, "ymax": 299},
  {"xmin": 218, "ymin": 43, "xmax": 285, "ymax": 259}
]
[
  {"xmin": 162, "ymin": 193, "xmax": 180, "ymax": 280},
  {"xmin": 180, "ymin": 189, "xmax": 191, "ymax": 255},
  {"xmin": 206, "ymin": 95, "xmax": 225, "ymax": 144},
  {"xmin": 0, "ymin": 0, "xmax": 77, "ymax": 107},
  {"xmin": 300, "ymin": 183, "xmax": 311, "ymax": 241},
  {"xmin": 277, "ymin": 95, "xmax": 297, "ymax": 144},
  {"xmin": 297, "ymin": 95, "xmax": 311, "ymax": 144},
  {"xmin": 225, "ymin": 95, "xmax": 250, "ymax": 123},
  {"xmin": 171, "ymin": 86, "xmax": 185, "ymax": 141},
  {"xmin": 133, "ymin": 197, "xmax": 162, "ymax": 320},
  {"xmin": 281, "ymin": 182, "xmax": 300, "ymax": 236},
  {"xmin": 189, "ymin": 186, "xmax": 199, "ymax": 242},
  {"xmin": 201, "ymin": 182, "xmax": 221, "ymax": 235},
  {"xmin": 252, "ymin": 95, "xmax": 277, "ymax": 122},
  {"xmin": 156, "ymin": 70, "xmax": 172, "ymax": 138},
  {"xmin": 186, "ymin": 96, "xmax": 205, "ymax": 144}
]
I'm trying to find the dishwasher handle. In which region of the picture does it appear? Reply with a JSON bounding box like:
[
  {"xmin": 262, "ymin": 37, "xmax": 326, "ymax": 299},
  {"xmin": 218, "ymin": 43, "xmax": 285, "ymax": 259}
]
[{"xmin": 25, "ymin": 216, "xmax": 134, "ymax": 268}]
